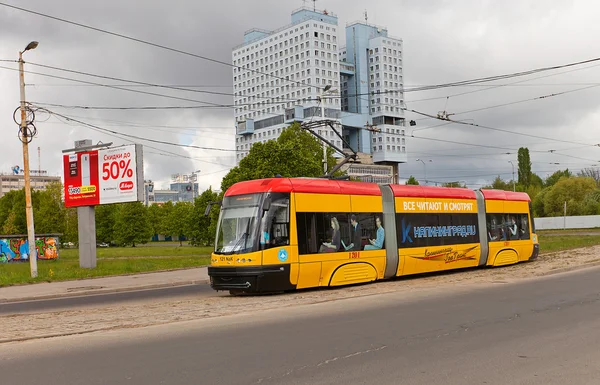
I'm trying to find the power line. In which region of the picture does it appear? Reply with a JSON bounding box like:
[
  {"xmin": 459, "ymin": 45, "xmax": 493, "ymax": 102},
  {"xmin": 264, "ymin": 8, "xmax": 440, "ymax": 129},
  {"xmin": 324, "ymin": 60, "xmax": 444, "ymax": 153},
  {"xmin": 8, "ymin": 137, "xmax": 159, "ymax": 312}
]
[
  {"xmin": 0, "ymin": 2, "xmax": 323, "ymax": 92},
  {"xmin": 0, "ymin": 64, "xmax": 230, "ymax": 107},
  {"xmin": 38, "ymin": 113, "xmax": 235, "ymax": 131},
  {"xmin": 42, "ymin": 108, "xmax": 237, "ymax": 152},
  {"xmin": 406, "ymin": 108, "xmax": 599, "ymax": 148},
  {"xmin": 43, "ymin": 119, "xmax": 235, "ymax": 142},
  {"xmin": 52, "ymin": 114, "xmax": 235, "ymax": 169},
  {"xmin": 402, "ymin": 56, "xmax": 600, "ymax": 93},
  {"xmin": 0, "ymin": 63, "xmax": 301, "ymax": 119},
  {"xmin": 25, "ymin": 61, "xmax": 304, "ymax": 107},
  {"xmin": 452, "ymin": 84, "xmax": 600, "ymax": 116},
  {"xmin": 407, "ymin": 62, "xmax": 600, "ymax": 104},
  {"xmin": 426, "ymin": 168, "xmax": 591, "ymax": 180}
]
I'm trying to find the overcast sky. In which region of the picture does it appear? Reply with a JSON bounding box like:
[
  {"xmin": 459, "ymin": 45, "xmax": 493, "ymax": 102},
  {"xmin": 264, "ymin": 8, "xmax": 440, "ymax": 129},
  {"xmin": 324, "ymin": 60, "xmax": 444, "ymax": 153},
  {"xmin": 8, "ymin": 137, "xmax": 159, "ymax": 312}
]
[{"xmin": 1, "ymin": 0, "xmax": 599, "ymax": 190}]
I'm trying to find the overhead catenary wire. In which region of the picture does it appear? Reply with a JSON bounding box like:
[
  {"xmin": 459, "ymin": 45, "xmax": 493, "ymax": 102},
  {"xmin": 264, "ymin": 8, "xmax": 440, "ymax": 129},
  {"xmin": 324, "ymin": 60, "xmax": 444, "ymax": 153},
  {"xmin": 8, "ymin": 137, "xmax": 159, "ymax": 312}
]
[
  {"xmin": 42, "ymin": 108, "xmax": 237, "ymax": 152},
  {"xmin": 406, "ymin": 108, "xmax": 600, "ymax": 148},
  {"xmin": 407, "ymin": 62, "xmax": 600, "ymax": 104},
  {"xmin": 6, "ymin": 54, "xmax": 600, "ymax": 129},
  {"xmin": 0, "ymin": 2, "xmax": 326, "ymax": 92},
  {"xmin": 52, "ymin": 114, "xmax": 236, "ymax": 169},
  {"xmin": 0, "ymin": 64, "xmax": 302, "ymax": 119}
]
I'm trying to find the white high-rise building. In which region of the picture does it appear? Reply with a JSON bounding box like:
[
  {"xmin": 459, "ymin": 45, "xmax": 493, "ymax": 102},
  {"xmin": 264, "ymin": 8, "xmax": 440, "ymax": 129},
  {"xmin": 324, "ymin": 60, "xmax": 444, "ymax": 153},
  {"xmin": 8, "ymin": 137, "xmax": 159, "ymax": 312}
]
[
  {"xmin": 232, "ymin": 7, "xmax": 407, "ymax": 179},
  {"xmin": 232, "ymin": 7, "xmax": 342, "ymax": 162}
]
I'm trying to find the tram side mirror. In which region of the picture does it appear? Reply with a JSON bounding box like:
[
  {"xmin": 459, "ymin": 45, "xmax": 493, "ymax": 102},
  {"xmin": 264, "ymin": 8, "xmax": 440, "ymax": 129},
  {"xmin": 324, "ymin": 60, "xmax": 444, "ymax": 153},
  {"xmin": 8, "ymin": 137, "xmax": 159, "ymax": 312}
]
[
  {"xmin": 262, "ymin": 196, "xmax": 272, "ymax": 212},
  {"xmin": 204, "ymin": 200, "xmax": 222, "ymax": 216}
]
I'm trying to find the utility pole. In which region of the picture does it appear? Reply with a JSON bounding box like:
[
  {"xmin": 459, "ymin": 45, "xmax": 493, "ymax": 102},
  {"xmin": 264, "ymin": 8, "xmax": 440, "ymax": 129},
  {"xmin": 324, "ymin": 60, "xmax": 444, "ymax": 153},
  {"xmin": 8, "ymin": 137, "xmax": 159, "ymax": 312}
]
[
  {"xmin": 18, "ymin": 41, "xmax": 39, "ymax": 278},
  {"xmin": 320, "ymin": 85, "xmax": 330, "ymax": 174},
  {"xmin": 508, "ymin": 160, "xmax": 515, "ymax": 192}
]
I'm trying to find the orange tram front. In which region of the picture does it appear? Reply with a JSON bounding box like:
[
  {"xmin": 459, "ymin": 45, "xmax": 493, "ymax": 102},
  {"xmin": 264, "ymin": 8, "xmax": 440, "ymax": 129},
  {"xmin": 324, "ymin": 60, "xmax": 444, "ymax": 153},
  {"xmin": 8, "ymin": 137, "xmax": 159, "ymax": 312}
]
[{"xmin": 207, "ymin": 177, "xmax": 538, "ymax": 294}]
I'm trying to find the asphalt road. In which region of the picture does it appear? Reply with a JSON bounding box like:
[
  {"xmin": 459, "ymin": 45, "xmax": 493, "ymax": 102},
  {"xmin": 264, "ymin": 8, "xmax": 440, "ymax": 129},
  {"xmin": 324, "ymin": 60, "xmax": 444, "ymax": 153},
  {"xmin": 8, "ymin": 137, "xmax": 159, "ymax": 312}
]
[
  {"xmin": 2, "ymin": 267, "xmax": 600, "ymax": 385},
  {"xmin": 0, "ymin": 283, "xmax": 216, "ymax": 315}
]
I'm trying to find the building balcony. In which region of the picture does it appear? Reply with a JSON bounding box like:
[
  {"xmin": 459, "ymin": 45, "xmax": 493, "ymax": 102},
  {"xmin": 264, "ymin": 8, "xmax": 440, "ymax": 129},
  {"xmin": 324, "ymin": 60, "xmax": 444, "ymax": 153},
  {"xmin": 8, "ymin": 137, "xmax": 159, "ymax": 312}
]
[
  {"xmin": 285, "ymin": 106, "xmax": 306, "ymax": 123},
  {"xmin": 236, "ymin": 119, "xmax": 254, "ymax": 136},
  {"xmin": 373, "ymin": 150, "xmax": 408, "ymax": 164},
  {"xmin": 339, "ymin": 61, "xmax": 355, "ymax": 76}
]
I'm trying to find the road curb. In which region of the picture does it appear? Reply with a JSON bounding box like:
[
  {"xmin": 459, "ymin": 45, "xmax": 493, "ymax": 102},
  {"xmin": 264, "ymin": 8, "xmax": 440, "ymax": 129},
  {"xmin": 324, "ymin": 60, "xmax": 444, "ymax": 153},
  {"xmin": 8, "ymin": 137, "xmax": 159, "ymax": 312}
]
[
  {"xmin": 538, "ymin": 260, "xmax": 600, "ymax": 276},
  {"xmin": 0, "ymin": 325, "xmax": 135, "ymax": 344},
  {"xmin": 0, "ymin": 279, "xmax": 210, "ymax": 304}
]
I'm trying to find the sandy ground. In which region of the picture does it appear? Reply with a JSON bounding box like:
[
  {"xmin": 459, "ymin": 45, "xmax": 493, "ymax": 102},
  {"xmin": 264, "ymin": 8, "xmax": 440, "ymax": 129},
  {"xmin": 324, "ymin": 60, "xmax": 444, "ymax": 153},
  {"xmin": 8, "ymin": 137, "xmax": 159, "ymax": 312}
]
[{"xmin": 2, "ymin": 246, "xmax": 600, "ymax": 342}]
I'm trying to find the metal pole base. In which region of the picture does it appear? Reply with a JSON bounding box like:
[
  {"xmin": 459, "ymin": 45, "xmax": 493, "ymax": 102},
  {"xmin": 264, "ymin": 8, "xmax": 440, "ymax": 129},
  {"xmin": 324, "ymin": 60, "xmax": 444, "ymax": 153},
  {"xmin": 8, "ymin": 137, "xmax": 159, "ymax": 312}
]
[{"xmin": 77, "ymin": 206, "xmax": 97, "ymax": 268}]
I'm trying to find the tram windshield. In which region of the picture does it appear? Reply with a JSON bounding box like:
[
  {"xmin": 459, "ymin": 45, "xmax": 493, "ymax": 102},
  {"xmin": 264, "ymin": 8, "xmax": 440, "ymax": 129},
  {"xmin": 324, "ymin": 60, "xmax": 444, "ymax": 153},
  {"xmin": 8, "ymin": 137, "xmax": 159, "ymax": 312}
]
[{"xmin": 214, "ymin": 192, "xmax": 290, "ymax": 255}]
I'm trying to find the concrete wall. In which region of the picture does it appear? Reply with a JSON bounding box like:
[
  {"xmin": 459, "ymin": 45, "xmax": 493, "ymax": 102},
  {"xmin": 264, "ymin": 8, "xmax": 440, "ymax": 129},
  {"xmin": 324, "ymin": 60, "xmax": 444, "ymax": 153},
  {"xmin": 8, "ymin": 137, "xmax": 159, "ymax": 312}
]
[{"xmin": 534, "ymin": 215, "xmax": 600, "ymax": 230}]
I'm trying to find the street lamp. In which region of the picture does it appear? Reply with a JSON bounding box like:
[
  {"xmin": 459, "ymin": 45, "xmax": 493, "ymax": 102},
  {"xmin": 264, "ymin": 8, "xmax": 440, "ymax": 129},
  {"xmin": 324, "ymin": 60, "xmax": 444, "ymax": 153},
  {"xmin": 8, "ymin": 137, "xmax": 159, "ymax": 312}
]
[
  {"xmin": 508, "ymin": 161, "xmax": 515, "ymax": 192},
  {"xmin": 19, "ymin": 41, "xmax": 39, "ymax": 278},
  {"xmin": 416, "ymin": 159, "xmax": 432, "ymax": 185},
  {"xmin": 319, "ymin": 85, "xmax": 338, "ymax": 173}
]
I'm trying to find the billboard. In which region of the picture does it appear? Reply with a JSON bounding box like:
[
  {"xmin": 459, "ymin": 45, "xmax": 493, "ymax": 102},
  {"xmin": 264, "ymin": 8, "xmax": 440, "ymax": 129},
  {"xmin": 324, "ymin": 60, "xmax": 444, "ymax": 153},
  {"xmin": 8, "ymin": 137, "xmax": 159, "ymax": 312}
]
[{"xmin": 63, "ymin": 144, "xmax": 144, "ymax": 208}]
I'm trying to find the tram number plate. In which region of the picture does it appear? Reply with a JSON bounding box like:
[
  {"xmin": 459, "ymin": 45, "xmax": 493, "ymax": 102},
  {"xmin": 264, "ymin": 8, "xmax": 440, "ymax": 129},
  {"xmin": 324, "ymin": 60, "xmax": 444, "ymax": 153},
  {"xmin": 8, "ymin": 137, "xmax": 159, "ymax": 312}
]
[{"xmin": 349, "ymin": 251, "xmax": 360, "ymax": 259}]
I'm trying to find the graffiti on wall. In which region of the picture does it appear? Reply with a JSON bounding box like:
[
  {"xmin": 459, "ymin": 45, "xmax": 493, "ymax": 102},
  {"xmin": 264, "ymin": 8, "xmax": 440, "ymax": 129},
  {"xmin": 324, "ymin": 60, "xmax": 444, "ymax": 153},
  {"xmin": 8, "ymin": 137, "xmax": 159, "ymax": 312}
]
[{"xmin": 0, "ymin": 236, "xmax": 59, "ymax": 263}]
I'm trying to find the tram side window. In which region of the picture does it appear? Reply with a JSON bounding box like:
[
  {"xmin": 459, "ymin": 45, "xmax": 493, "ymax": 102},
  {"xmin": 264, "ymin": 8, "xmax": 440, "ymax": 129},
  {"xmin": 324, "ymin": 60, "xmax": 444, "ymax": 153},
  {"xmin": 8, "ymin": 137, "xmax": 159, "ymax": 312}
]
[
  {"xmin": 260, "ymin": 193, "xmax": 290, "ymax": 249},
  {"xmin": 354, "ymin": 213, "xmax": 386, "ymax": 251},
  {"xmin": 296, "ymin": 212, "xmax": 337, "ymax": 254},
  {"xmin": 486, "ymin": 213, "xmax": 530, "ymax": 241},
  {"xmin": 296, "ymin": 212, "xmax": 385, "ymax": 254},
  {"xmin": 296, "ymin": 213, "xmax": 313, "ymax": 254}
]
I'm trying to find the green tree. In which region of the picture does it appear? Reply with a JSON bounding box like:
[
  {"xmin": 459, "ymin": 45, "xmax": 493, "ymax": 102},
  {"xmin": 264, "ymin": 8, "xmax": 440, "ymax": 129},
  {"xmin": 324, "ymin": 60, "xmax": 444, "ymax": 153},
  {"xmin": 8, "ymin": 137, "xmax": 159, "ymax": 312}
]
[
  {"xmin": 2, "ymin": 211, "xmax": 19, "ymax": 234},
  {"xmin": 482, "ymin": 176, "xmax": 512, "ymax": 190},
  {"xmin": 63, "ymin": 208, "xmax": 78, "ymax": 244},
  {"xmin": 220, "ymin": 123, "xmax": 339, "ymax": 192},
  {"xmin": 517, "ymin": 147, "xmax": 532, "ymax": 187},
  {"xmin": 532, "ymin": 186, "xmax": 550, "ymax": 217},
  {"xmin": 113, "ymin": 202, "xmax": 152, "ymax": 246},
  {"xmin": 405, "ymin": 176, "xmax": 419, "ymax": 185},
  {"xmin": 530, "ymin": 173, "xmax": 544, "ymax": 188},
  {"xmin": 0, "ymin": 189, "xmax": 27, "ymax": 234},
  {"xmin": 442, "ymin": 181, "xmax": 466, "ymax": 188},
  {"xmin": 95, "ymin": 204, "xmax": 117, "ymax": 243},
  {"xmin": 581, "ymin": 189, "xmax": 600, "ymax": 215},
  {"xmin": 545, "ymin": 169, "xmax": 572, "ymax": 187},
  {"xmin": 146, "ymin": 204, "xmax": 163, "ymax": 240},
  {"xmin": 577, "ymin": 168, "xmax": 600, "ymax": 186},
  {"xmin": 188, "ymin": 187, "xmax": 219, "ymax": 246},
  {"xmin": 543, "ymin": 177, "xmax": 597, "ymax": 216},
  {"xmin": 166, "ymin": 201, "xmax": 193, "ymax": 246},
  {"xmin": 33, "ymin": 182, "xmax": 65, "ymax": 234},
  {"xmin": 523, "ymin": 183, "xmax": 542, "ymax": 206},
  {"xmin": 159, "ymin": 201, "xmax": 174, "ymax": 237}
]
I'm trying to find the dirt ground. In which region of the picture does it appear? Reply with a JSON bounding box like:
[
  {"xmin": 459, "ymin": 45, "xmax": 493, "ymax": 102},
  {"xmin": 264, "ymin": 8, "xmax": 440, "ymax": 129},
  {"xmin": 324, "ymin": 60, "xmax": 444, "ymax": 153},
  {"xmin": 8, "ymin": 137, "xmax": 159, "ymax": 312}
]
[{"xmin": 2, "ymin": 246, "xmax": 600, "ymax": 343}]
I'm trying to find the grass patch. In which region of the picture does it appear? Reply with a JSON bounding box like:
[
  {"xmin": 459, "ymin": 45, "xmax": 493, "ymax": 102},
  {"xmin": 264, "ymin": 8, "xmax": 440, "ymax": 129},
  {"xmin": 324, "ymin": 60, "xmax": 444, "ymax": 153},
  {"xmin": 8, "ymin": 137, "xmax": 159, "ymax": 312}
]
[
  {"xmin": 537, "ymin": 228, "xmax": 600, "ymax": 235},
  {"xmin": 0, "ymin": 246, "xmax": 212, "ymax": 286},
  {"xmin": 539, "ymin": 235, "xmax": 600, "ymax": 254},
  {"xmin": 58, "ymin": 246, "xmax": 213, "ymax": 260}
]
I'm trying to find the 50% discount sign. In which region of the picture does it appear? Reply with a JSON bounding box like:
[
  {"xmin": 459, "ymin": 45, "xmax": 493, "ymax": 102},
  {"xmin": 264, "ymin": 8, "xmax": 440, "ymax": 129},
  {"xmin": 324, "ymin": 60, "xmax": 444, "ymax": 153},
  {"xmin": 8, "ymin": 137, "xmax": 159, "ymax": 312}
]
[{"xmin": 102, "ymin": 153, "xmax": 134, "ymax": 181}]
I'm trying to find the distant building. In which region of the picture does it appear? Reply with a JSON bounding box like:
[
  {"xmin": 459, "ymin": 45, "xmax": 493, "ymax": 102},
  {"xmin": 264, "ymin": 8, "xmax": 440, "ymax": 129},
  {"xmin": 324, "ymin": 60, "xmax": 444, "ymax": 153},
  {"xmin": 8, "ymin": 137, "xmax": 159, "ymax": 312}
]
[
  {"xmin": 143, "ymin": 175, "xmax": 202, "ymax": 206},
  {"xmin": 169, "ymin": 182, "xmax": 199, "ymax": 203},
  {"xmin": 232, "ymin": 6, "xmax": 406, "ymax": 177},
  {"xmin": 337, "ymin": 152, "xmax": 395, "ymax": 184},
  {"xmin": 152, "ymin": 190, "xmax": 180, "ymax": 205},
  {"xmin": 0, "ymin": 172, "xmax": 61, "ymax": 199}
]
